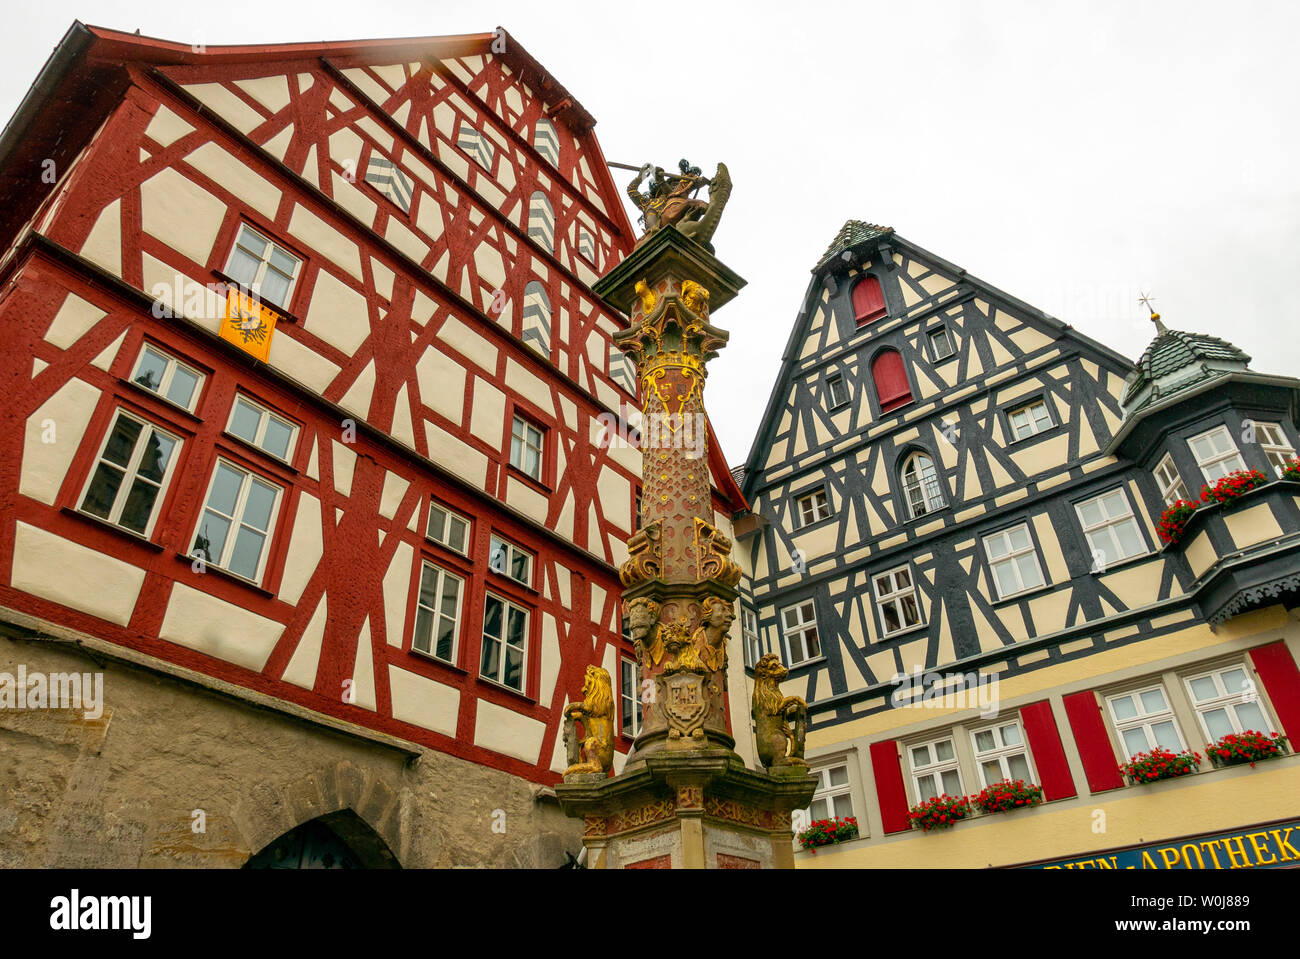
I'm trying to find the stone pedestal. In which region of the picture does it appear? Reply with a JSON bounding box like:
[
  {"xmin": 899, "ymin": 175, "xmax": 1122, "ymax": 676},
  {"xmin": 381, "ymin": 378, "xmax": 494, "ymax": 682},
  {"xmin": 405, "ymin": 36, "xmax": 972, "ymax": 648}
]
[{"xmin": 555, "ymin": 224, "xmax": 816, "ymax": 867}]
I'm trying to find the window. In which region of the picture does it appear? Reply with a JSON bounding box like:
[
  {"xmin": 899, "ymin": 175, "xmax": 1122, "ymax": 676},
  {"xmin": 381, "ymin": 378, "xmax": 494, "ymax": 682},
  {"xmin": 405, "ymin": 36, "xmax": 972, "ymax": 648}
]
[
  {"xmin": 528, "ymin": 191, "xmax": 555, "ymax": 253},
  {"xmin": 1007, "ymin": 399, "xmax": 1052, "ymax": 441},
  {"xmin": 1254, "ymin": 421, "xmax": 1295, "ymax": 476},
  {"xmin": 929, "ymin": 327, "xmax": 955, "ymax": 362},
  {"xmin": 1188, "ymin": 425, "xmax": 1246, "ymax": 482},
  {"xmin": 411, "ymin": 562, "xmax": 463, "ymax": 662},
  {"xmin": 1185, "ymin": 663, "xmax": 1276, "ymax": 742},
  {"xmin": 510, "ymin": 415, "xmax": 544, "ymax": 481},
  {"xmin": 909, "ymin": 737, "xmax": 963, "ymax": 801},
  {"xmin": 489, "ymin": 534, "xmax": 533, "ymax": 587},
  {"xmin": 805, "ymin": 763, "xmax": 855, "ymax": 822},
  {"xmin": 481, "ymin": 593, "xmax": 528, "ymax": 692},
  {"xmin": 79, "ymin": 410, "xmax": 180, "ymax": 537},
  {"xmin": 1076, "ymin": 489, "xmax": 1147, "ymax": 567},
  {"xmin": 456, "ymin": 121, "xmax": 494, "ymax": 170},
  {"xmin": 851, "ymin": 275, "xmax": 887, "ymax": 325},
  {"xmin": 226, "ymin": 394, "xmax": 297, "ymax": 462},
  {"xmin": 427, "ymin": 501, "xmax": 470, "ymax": 554},
  {"xmin": 577, "ymin": 226, "xmax": 596, "ymax": 264},
  {"xmin": 130, "ymin": 344, "xmax": 202, "ymax": 412},
  {"xmin": 742, "ymin": 608, "xmax": 761, "ymax": 667},
  {"xmin": 634, "ymin": 486, "xmax": 643, "ymax": 531},
  {"xmin": 532, "ymin": 117, "xmax": 560, "ymax": 167},
  {"xmin": 971, "ymin": 720, "xmax": 1033, "ymax": 786},
  {"xmin": 781, "ymin": 601, "xmax": 821, "ymax": 665},
  {"xmin": 873, "ymin": 565, "xmax": 924, "ymax": 636},
  {"xmin": 620, "ymin": 658, "xmax": 642, "ymax": 737},
  {"xmin": 364, "ymin": 154, "xmax": 414, "ymax": 214},
  {"xmin": 1153, "ymin": 452, "xmax": 1190, "ymax": 506},
  {"xmin": 223, "ymin": 224, "xmax": 301, "ymax": 310},
  {"xmin": 901, "ymin": 452, "xmax": 945, "ymax": 519},
  {"xmin": 871, "ymin": 349, "xmax": 912, "ymax": 413},
  {"xmin": 983, "ymin": 523, "xmax": 1045, "ymax": 599},
  {"xmin": 521, "ymin": 281, "xmax": 551, "ymax": 356},
  {"xmin": 795, "ymin": 488, "xmax": 831, "ymax": 527},
  {"xmin": 826, "ymin": 374, "xmax": 849, "ymax": 408},
  {"xmin": 191, "ymin": 460, "xmax": 281, "ymax": 582},
  {"xmin": 1106, "ymin": 685, "xmax": 1186, "ymax": 759}
]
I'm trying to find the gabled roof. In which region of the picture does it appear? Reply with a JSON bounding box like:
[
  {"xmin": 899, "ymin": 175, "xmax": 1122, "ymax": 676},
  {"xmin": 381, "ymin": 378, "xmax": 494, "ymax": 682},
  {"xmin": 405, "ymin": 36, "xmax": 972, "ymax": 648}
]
[{"xmin": 813, "ymin": 220, "xmax": 894, "ymax": 272}]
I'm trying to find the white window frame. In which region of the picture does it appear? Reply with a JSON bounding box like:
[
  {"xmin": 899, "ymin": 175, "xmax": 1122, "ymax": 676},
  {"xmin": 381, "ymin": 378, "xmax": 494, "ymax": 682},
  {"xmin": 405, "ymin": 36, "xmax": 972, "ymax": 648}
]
[
  {"xmin": 800, "ymin": 761, "xmax": 856, "ymax": 827},
  {"xmin": 1184, "ymin": 662, "xmax": 1280, "ymax": 743},
  {"xmin": 970, "ymin": 718, "xmax": 1036, "ymax": 787},
  {"xmin": 1075, "ymin": 488, "xmax": 1149, "ymax": 568},
  {"xmin": 742, "ymin": 608, "xmax": 762, "ymax": 668},
  {"xmin": 190, "ymin": 459, "xmax": 283, "ymax": 584},
  {"xmin": 129, "ymin": 344, "xmax": 203, "ymax": 412},
  {"xmin": 826, "ymin": 374, "xmax": 849, "ymax": 408},
  {"xmin": 426, "ymin": 500, "xmax": 470, "ymax": 555},
  {"xmin": 510, "ymin": 415, "xmax": 544, "ymax": 481},
  {"xmin": 489, "ymin": 534, "xmax": 533, "ymax": 588},
  {"xmin": 226, "ymin": 393, "xmax": 298, "ymax": 462},
  {"xmin": 796, "ymin": 488, "xmax": 831, "ymax": 527},
  {"xmin": 1153, "ymin": 452, "xmax": 1191, "ymax": 506},
  {"xmin": 1254, "ymin": 421, "xmax": 1295, "ymax": 477},
  {"xmin": 480, "ymin": 593, "xmax": 529, "ymax": 693},
  {"xmin": 872, "ymin": 564, "xmax": 925, "ymax": 637},
  {"xmin": 78, "ymin": 409, "xmax": 182, "ymax": 538},
  {"xmin": 929, "ymin": 327, "xmax": 955, "ymax": 362},
  {"xmin": 781, "ymin": 600, "xmax": 822, "ymax": 666},
  {"xmin": 1105, "ymin": 684, "xmax": 1188, "ymax": 760},
  {"xmin": 620, "ymin": 657, "xmax": 643, "ymax": 738},
  {"xmin": 456, "ymin": 121, "xmax": 494, "ymax": 170},
  {"xmin": 983, "ymin": 523, "xmax": 1046, "ymax": 600},
  {"xmin": 1188, "ymin": 425, "xmax": 1247, "ymax": 482},
  {"xmin": 908, "ymin": 736, "xmax": 964, "ymax": 802},
  {"xmin": 411, "ymin": 561, "xmax": 464, "ymax": 664},
  {"xmin": 901, "ymin": 452, "xmax": 946, "ymax": 519},
  {"xmin": 1007, "ymin": 399, "xmax": 1053, "ymax": 441},
  {"xmin": 222, "ymin": 223, "xmax": 301, "ymax": 310}
]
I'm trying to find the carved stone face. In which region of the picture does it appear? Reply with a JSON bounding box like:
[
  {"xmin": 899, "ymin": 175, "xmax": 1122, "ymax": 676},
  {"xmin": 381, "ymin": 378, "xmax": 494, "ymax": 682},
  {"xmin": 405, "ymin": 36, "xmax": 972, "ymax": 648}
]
[
  {"xmin": 626, "ymin": 600, "xmax": 658, "ymax": 640},
  {"xmin": 708, "ymin": 601, "xmax": 735, "ymax": 633}
]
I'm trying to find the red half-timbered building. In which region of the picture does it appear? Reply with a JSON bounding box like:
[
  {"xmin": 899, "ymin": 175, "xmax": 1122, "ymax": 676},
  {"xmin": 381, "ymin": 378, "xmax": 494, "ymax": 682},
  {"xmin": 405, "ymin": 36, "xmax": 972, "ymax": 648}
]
[{"xmin": 0, "ymin": 22, "xmax": 746, "ymax": 868}]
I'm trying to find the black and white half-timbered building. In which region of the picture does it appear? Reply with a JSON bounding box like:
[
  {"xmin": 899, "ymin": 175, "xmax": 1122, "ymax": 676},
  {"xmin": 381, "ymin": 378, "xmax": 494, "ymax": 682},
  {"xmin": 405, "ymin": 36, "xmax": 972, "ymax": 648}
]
[{"xmin": 733, "ymin": 221, "xmax": 1300, "ymax": 868}]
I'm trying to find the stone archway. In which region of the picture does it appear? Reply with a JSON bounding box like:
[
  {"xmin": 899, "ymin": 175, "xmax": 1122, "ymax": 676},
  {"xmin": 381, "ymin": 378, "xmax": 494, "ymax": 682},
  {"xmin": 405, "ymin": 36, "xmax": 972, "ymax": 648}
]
[{"xmin": 243, "ymin": 809, "xmax": 400, "ymax": 869}]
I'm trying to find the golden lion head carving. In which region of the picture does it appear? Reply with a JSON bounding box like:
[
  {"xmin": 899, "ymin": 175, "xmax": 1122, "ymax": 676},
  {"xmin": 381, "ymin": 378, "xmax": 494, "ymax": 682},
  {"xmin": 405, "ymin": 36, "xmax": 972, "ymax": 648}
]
[{"xmin": 580, "ymin": 664, "xmax": 614, "ymax": 717}]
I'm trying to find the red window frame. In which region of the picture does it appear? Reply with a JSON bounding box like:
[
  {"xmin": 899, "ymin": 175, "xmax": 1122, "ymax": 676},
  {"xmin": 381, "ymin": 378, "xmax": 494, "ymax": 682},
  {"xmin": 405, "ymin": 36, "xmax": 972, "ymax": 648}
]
[{"xmin": 853, "ymin": 275, "xmax": 887, "ymax": 326}]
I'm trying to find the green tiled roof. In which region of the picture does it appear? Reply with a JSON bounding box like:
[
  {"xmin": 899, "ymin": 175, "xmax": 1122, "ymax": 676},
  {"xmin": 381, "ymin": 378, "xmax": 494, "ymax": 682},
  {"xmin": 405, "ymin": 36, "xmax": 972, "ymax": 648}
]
[
  {"xmin": 814, "ymin": 220, "xmax": 894, "ymax": 272},
  {"xmin": 1123, "ymin": 326, "xmax": 1252, "ymax": 409}
]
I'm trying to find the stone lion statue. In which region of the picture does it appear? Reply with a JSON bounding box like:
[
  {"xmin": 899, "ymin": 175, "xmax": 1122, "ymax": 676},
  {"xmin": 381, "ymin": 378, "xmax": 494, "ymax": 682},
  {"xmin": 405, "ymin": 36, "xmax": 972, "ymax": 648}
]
[
  {"xmin": 752, "ymin": 654, "xmax": 808, "ymax": 770},
  {"xmin": 564, "ymin": 665, "xmax": 615, "ymax": 777}
]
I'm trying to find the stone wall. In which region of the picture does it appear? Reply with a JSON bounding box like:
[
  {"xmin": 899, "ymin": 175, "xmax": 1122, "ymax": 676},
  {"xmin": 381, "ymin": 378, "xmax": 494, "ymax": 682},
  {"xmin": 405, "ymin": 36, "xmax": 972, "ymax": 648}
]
[{"xmin": 0, "ymin": 629, "xmax": 582, "ymax": 868}]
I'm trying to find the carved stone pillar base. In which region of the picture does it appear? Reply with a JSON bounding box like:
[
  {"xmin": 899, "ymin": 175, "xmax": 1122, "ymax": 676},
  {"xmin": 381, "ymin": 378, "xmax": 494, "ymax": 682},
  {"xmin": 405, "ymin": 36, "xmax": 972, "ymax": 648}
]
[{"xmin": 555, "ymin": 751, "xmax": 816, "ymax": 869}]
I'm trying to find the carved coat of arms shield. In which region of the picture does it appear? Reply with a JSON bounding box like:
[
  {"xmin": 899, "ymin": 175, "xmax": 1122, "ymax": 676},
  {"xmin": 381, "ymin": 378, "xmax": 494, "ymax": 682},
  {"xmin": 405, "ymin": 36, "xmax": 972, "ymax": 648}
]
[{"xmin": 663, "ymin": 672, "xmax": 707, "ymax": 739}]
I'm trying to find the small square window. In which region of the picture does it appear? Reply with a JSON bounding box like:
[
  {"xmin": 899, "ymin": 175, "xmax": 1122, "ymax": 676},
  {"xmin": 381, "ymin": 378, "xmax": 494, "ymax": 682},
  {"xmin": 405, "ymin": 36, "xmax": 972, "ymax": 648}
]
[
  {"xmin": 1076, "ymin": 489, "xmax": 1147, "ymax": 568},
  {"xmin": 983, "ymin": 523, "xmax": 1046, "ymax": 600},
  {"xmin": 827, "ymin": 374, "xmax": 849, "ymax": 408},
  {"xmin": 190, "ymin": 460, "xmax": 282, "ymax": 583},
  {"xmin": 796, "ymin": 489, "xmax": 831, "ymax": 527},
  {"xmin": 781, "ymin": 600, "xmax": 821, "ymax": 665},
  {"xmin": 79, "ymin": 410, "xmax": 181, "ymax": 537},
  {"xmin": 795, "ymin": 762, "xmax": 856, "ymax": 833},
  {"xmin": 971, "ymin": 719, "xmax": 1034, "ymax": 786},
  {"xmin": 427, "ymin": 501, "xmax": 470, "ymax": 554},
  {"xmin": 130, "ymin": 344, "xmax": 204, "ymax": 412},
  {"xmin": 226, "ymin": 394, "xmax": 298, "ymax": 462},
  {"xmin": 1008, "ymin": 400, "xmax": 1052, "ymax": 441},
  {"xmin": 1188, "ymin": 425, "xmax": 1247, "ymax": 482},
  {"xmin": 1106, "ymin": 684, "xmax": 1187, "ymax": 760},
  {"xmin": 929, "ymin": 327, "xmax": 955, "ymax": 362},
  {"xmin": 489, "ymin": 534, "xmax": 533, "ymax": 588},
  {"xmin": 873, "ymin": 564, "xmax": 924, "ymax": 637},
  {"xmin": 909, "ymin": 736, "xmax": 963, "ymax": 801},
  {"xmin": 223, "ymin": 224, "xmax": 301, "ymax": 310},
  {"xmin": 1184, "ymin": 663, "xmax": 1278, "ymax": 743},
  {"xmin": 1253, "ymin": 421, "xmax": 1295, "ymax": 477},
  {"xmin": 510, "ymin": 415, "xmax": 544, "ymax": 481}
]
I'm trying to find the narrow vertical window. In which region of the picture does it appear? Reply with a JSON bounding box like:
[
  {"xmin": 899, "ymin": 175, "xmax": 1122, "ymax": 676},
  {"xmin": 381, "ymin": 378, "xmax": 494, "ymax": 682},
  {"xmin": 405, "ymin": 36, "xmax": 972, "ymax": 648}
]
[
  {"xmin": 79, "ymin": 411, "xmax": 181, "ymax": 537},
  {"xmin": 871, "ymin": 349, "xmax": 912, "ymax": 412},
  {"xmin": 528, "ymin": 191, "xmax": 555, "ymax": 253},
  {"xmin": 901, "ymin": 452, "xmax": 945, "ymax": 518},
  {"xmin": 521, "ymin": 281, "xmax": 551, "ymax": 356},
  {"xmin": 852, "ymin": 275, "xmax": 887, "ymax": 325},
  {"xmin": 532, "ymin": 117, "xmax": 560, "ymax": 167}
]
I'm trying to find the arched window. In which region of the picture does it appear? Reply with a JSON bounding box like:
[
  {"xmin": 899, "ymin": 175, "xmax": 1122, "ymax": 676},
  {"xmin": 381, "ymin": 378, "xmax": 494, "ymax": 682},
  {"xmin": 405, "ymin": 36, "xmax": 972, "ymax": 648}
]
[
  {"xmin": 871, "ymin": 349, "xmax": 912, "ymax": 412},
  {"xmin": 852, "ymin": 275, "xmax": 887, "ymax": 325},
  {"xmin": 528, "ymin": 191, "xmax": 555, "ymax": 253},
  {"xmin": 901, "ymin": 452, "xmax": 945, "ymax": 518},
  {"xmin": 533, "ymin": 117, "xmax": 560, "ymax": 166},
  {"xmin": 521, "ymin": 281, "xmax": 551, "ymax": 356}
]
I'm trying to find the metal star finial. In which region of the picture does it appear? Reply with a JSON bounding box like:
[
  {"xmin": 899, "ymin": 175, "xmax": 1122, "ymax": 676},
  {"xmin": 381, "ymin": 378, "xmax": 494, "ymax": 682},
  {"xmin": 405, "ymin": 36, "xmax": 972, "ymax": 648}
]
[{"xmin": 1139, "ymin": 292, "xmax": 1167, "ymax": 333}]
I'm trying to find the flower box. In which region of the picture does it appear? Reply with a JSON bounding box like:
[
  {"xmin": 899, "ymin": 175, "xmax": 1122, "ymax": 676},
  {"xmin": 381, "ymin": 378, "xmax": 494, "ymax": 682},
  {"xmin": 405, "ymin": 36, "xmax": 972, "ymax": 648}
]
[
  {"xmin": 1199, "ymin": 469, "xmax": 1268, "ymax": 506},
  {"xmin": 907, "ymin": 795, "xmax": 971, "ymax": 832},
  {"xmin": 796, "ymin": 816, "xmax": 859, "ymax": 851},
  {"xmin": 1157, "ymin": 499, "xmax": 1200, "ymax": 546},
  {"xmin": 972, "ymin": 778, "xmax": 1044, "ymax": 813},
  {"xmin": 1206, "ymin": 730, "xmax": 1288, "ymax": 768},
  {"xmin": 1120, "ymin": 746, "xmax": 1201, "ymax": 785},
  {"xmin": 1281, "ymin": 457, "xmax": 1300, "ymax": 482}
]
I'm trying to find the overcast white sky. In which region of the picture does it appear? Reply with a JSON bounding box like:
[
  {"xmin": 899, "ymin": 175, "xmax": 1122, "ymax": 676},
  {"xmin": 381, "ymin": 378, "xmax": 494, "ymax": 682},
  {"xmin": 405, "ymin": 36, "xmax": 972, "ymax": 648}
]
[{"xmin": 7, "ymin": 1, "xmax": 1299, "ymax": 467}]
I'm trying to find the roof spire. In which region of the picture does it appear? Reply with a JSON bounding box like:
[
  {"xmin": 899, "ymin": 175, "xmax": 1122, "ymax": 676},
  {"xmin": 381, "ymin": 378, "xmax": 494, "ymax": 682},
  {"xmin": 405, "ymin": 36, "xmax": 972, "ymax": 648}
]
[{"xmin": 1139, "ymin": 292, "xmax": 1167, "ymax": 333}]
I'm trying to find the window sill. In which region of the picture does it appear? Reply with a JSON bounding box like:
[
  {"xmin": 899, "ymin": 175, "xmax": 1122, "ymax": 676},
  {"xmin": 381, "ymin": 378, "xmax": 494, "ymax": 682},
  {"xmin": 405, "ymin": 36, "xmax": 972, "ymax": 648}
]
[
  {"xmin": 787, "ymin": 655, "xmax": 827, "ymax": 673},
  {"xmin": 174, "ymin": 551, "xmax": 275, "ymax": 599},
  {"xmin": 476, "ymin": 674, "xmax": 536, "ymax": 705},
  {"xmin": 408, "ymin": 646, "xmax": 467, "ymax": 673},
  {"xmin": 505, "ymin": 463, "xmax": 552, "ymax": 496},
  {"xmin": 117, "ymin": 377, "xmax": 204, "ymax": 424},
  {"xmin": 60, "ymin": 507, "xmax": 166, "ymax": 552},
  {"xmin": 1005, "ymin": 424, "xmax": 1065, "ymax": 448},
  {"xmin": 1088, "ymin": 550, "xmax": 1154, "ymax": 577},
  {"xmin": 990, "ymin": 582, "xmax": 1055, "ymax": 607},
  {"xmin": 220, "ymin": 430, "xmax": 301, "ymax": 477},
  {"xmin": 901, "ymin": 504, "xmax": 950, "ymax": 527},
  {"xmin": 873, "ymin": 621, "xmax": 928, "ymax": 643},
  {"xmin": 487, "ymin": 570, "xmax": 541, "ymax": 598},
  {"xmin": 210, "ymin": 270, "xmax": 301, "ymax": 324}
]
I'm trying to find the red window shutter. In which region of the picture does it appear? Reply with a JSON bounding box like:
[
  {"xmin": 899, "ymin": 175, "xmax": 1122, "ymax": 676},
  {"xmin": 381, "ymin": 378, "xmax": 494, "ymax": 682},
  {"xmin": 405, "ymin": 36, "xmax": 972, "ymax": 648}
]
[
  {"xmin": 1249, "ymin": 641, "xmax": 1300, "ymax": 741},
  {"xmin": 1019, "ymin": 700, "xmax": 1077, "ymax": 801},
  {"xmin": 871, "ymin": 350, "xmax": 912, "ymax": 412},
  {"xmin": 869, "ymin": 739, "xmax": 911, "ymax": 833},
  {"xmin": 852, "ymin": 276, "xmax": 887, "ymax": 325},
  {"xmin": 1062, "ymin": 690, "xmax": 1124, "ymax": 792}
]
